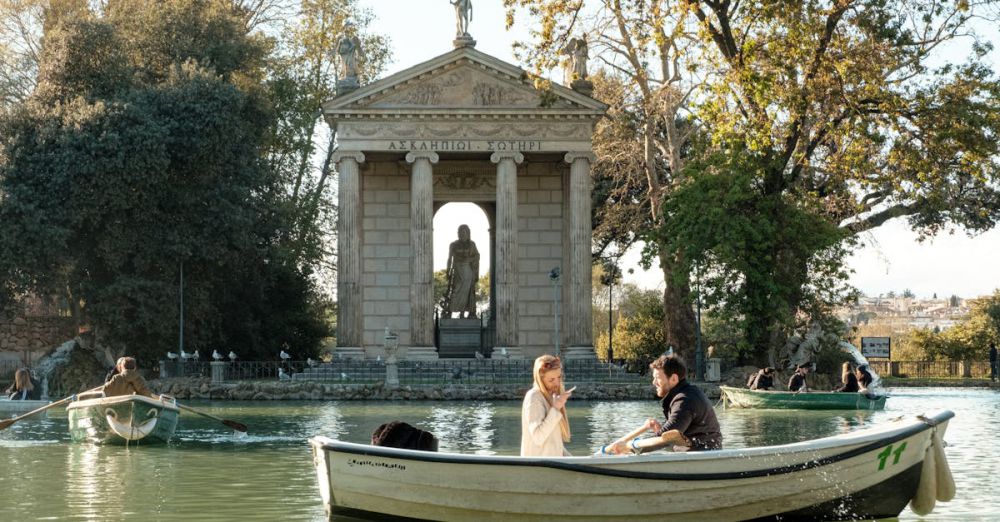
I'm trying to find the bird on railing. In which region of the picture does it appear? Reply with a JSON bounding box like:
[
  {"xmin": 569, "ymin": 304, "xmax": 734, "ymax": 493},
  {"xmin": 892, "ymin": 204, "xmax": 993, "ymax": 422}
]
[
  {"xmin": 228, "ymin": 351, "xmax": 238, "ymax": 361},
  {"xmin": 307, "ymin": 357, "xmax": 317, "ymax": 368},
  {"xmin": 340, "ymin": 372, "xmax": 349, "ymax": 381},
  {"xmin": 180, "ymin": 349, "xmax": 192, "ymax": 361},
  {"xmin": 279, "ymin": 349, "xmax": 291, "ymax": 361},
  {"xmin": 278, "ymin": 367, "xmax": 291, "ymax": 380},
  {"xmin": 474, "ymin": 351, "xmax": 485, "ymax": 360},
  {"xmin": 192, "ymin": 350, "xmax": 200, "ymax": 361},
  {"xmin": 212, "ymin": 350, "xmax": 223, "ymax": 361},
  {"xmin": 166, "ymin": 352, "xmax": 178, "ymax": 360}
]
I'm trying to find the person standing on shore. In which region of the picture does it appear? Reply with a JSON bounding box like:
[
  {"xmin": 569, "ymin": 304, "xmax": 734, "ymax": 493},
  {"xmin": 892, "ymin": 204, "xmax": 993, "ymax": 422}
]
[{"xmin": 990, "ymin": 342, "xmax": 998, "ymax": 382}]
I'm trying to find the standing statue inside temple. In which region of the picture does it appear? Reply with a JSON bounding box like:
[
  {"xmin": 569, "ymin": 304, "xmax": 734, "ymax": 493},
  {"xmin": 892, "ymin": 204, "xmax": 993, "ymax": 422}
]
[
  {"xmin": 445, "ymin": 224, "xmax": 480, "ymax": 319},
  {"xmin": 451, "ymin": 0, "xmax": 473, "ymax": 37}
]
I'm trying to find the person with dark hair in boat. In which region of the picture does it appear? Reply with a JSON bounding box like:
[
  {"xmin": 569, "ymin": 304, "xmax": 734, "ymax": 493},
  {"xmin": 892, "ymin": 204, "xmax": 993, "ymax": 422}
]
[
  {"xmin": 835, "ymin": 362, "xmax": 860, "ymax": 393},
  {"xmin": 521, "ymin": 354, "xmax": 573, "ymax": 456},
  {"xmin": 102, "ymin": 357, "xmax": 157, "ymax": 398},
  {"xmin": 371, "ymin": 421, "xmax": 438, "ymax": 452},
  {"xmin": 607, "ymin": 355, "xmax": 721, "ymax": 454},
  {"xmin": 855, "ymin": 364, "xmax": 874, "ymax": 391},
  {"xmin": 104, "ymin": 356, "xmax": 127, "ymax": 383},
  {"xmin": 746, "ymin": 367, "xmax": 775, "ymax": 390},
  {"xmin": 787, "ymin": 363, "xmax": 811, "ymax": 392},
  {"xmin": 5, "ymin": 368, "xmax": 41, "ymax": 400}
]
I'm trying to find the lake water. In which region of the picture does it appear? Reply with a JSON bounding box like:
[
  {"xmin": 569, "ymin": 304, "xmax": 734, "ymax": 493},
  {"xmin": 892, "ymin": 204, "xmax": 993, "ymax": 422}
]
[{"xmin": 1, "ymin": 387, "xmax": 997, "ymax": 521}]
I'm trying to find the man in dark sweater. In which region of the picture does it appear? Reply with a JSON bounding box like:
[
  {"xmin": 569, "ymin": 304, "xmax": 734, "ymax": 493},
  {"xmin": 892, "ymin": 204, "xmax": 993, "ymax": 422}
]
[
  {"xmin": 787, "ymin": 363, "xmax": 811, "ymax": 392},
  {"xmin": 608, "ymin": 355, "xmax": 722, "ymax": 453}
]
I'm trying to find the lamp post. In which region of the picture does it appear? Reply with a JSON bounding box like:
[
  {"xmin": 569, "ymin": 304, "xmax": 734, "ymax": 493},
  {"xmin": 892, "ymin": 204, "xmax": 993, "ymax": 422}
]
[{"xmin": 549, "ymin": 267, "xmax": 561, "ymax": 357}]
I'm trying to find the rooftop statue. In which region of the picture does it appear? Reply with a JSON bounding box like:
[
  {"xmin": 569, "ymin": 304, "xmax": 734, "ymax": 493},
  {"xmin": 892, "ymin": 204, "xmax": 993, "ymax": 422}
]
[{"xmin": 451, "ymin": 0, "xmax": 472, "ymax": 37}]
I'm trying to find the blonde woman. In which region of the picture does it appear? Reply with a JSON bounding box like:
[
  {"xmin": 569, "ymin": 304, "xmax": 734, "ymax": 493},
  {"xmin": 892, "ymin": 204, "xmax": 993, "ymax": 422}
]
[
  {"xmin": 5, "ymin": 368, "xmax": 39, "ymax": 400},
  {"xmin": 521, "ymin": 355, "xmax": 573, "ymax": 456},
  {"xmin": 835, "ymin": 362, "xmax": 859, "ymax": 392}
]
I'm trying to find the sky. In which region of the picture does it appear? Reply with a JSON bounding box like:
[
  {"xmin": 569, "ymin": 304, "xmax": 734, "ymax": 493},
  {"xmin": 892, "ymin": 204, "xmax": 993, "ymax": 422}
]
[{"xmin": 359, "ymin": 0, "xmax": 1000, "ymax": 299}]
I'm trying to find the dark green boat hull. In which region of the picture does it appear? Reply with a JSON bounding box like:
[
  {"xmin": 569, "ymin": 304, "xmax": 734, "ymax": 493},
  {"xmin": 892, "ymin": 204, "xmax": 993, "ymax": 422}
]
[
  {"xmin": 66, "ymin": 395, "xmax": 179, "ymax": 445},
  {"xmin": 720, "ymin": 386, "xmax": 887, "ymax": 410}
]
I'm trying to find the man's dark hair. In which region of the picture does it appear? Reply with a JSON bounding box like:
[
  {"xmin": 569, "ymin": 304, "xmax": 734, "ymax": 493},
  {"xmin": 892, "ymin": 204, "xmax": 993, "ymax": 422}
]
[
  {"xmin": 122, "ymin": 357, "xmax": 138, "ymax": 371},
  {"xmin": 763, "ymin": 367, "xmax": 775, "ymax": 375},
  {"xmin": 371, "ymin": 421, "xmax": 438, "ymax": 452},
  {"xmin": 650, "ymin": 355, "xmax": 687, "ymax": 379},
  {"xmin": 797, "ymin": 362, "xmax": 812, "ymax": 370}
]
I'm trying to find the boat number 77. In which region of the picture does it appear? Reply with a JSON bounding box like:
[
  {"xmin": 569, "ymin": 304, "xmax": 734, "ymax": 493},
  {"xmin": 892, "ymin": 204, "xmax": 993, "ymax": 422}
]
[{"xmin": 875, "ymin": 442, "xmax": 907, "ymax": 471}]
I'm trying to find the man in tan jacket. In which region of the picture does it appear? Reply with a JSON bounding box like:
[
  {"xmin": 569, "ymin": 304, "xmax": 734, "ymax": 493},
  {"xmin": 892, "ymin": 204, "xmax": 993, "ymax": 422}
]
[{"xmin": 102, "ymin": 357, "xmax": 157, "ymax": 398}]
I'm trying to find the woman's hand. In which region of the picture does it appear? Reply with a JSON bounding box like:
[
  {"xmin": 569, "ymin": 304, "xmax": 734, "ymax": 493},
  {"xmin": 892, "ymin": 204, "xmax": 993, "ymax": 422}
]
[{"xmin": 551, "ymin": 389, "xmax": 572, "ymax": 409}]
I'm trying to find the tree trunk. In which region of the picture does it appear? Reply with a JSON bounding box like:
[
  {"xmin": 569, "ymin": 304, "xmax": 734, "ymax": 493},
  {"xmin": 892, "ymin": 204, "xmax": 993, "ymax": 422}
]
[{"xmin": 658, "ymin": 247, "xmax": 695, "ymax": 358}]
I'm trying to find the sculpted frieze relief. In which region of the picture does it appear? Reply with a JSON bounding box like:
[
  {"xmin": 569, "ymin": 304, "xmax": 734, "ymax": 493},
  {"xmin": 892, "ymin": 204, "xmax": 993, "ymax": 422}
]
[
  {"xmin": 365, "ymin": 65, "xmax": 545, "ymax": 108},
  {"xmin": 434, "ymin": 172, "xmax": 496, "ymax": 192},
  {"xmin": 341, "ymin": 121, "xmax": 591, "ymax": 141}
]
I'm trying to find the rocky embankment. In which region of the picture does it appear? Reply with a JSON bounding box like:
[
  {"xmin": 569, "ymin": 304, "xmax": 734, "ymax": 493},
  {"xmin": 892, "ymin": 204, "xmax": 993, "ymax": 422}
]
[{"xmin": 147, "ymin": 377, "xmax": 662, "ymax": 401}]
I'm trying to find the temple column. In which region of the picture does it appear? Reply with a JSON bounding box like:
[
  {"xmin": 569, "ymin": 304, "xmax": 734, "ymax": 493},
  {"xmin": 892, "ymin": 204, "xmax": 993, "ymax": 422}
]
[
  {"xmin": 491, "ymin": 151, "xmax": 524, "ymax": 359},
  {"xmin": 563, "ymin": 152, "xmax": 596, "ymax": 359},
  {"xmin": 405, "ymin": 151, "xmax": 440, "ymax": 360},
  {"xmin": 334, "ymin": 151, "xmax": 366, "ymax": 359}
]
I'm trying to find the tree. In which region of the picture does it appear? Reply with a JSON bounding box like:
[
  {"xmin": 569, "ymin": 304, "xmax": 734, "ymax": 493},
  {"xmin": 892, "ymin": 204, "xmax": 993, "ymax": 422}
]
[
  {"xmin": 594, "ymin": 285, "xmax": 666, "ymax": 362},
  {"xmin": 261, "ymin": 0, "xmax": 390, "ymax": 291},
  {"xmin": 672, "ymin": 0, "xmax": 1000, "ymax": 361},
  {"xmin": 505, "ymin": 0, "xmax": 703, "ymax": 356},
  {"xmin": 0, "ymin": 0, "xmax": 330, "ymax": 365}
]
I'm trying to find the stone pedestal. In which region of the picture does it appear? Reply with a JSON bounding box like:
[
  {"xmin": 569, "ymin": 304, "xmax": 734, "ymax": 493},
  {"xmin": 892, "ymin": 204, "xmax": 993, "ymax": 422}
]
[
  {"xmin": 210, "ymin": 361, "xmax": 227, "ymax": 383},
  {"xmin": 453, "ymin": 35, "xmax": 476, "ymax": 48},
  {"xmin": 438, "ymin": 318, "xmax": 482, "ymax": 358},
  {"xmin": 385, "ymin": 362, "xmax": 399, "ymax": 386}
]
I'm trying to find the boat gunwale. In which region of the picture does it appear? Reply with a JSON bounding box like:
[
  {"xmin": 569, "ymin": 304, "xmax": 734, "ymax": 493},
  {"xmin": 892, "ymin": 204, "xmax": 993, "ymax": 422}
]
[
  {"xmin": 719, "ymin": 385, "xmax": 888, "ymax": 401},
  {"xmin": 310, "ymin": 410, "xmax": 952, "ymax": 481},
  {"xmin": 65, "ymin": 394, "xmax": 180, "ymax": 412}
]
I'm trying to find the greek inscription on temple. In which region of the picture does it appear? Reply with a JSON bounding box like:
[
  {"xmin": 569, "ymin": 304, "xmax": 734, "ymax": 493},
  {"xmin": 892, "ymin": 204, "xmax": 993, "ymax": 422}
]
[{"xmin": 386, "ymin": 140, "xmax": 542, "ymax": 151}]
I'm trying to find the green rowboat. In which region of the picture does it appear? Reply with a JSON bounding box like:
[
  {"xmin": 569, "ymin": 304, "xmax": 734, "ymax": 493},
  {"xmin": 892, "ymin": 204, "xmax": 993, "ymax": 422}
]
[
  {"xmin": 66, "ymin": 393, "xmax": 180, "ymax": 445},
  {"xmin": 720, "ymin": 385, "xmax": 887, "ymax": 410}
]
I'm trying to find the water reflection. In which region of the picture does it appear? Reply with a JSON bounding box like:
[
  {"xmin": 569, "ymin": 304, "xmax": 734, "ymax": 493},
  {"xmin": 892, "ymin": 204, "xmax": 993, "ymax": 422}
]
[
  {"xmin": 427, "ymin": 403, "xmax": 497, "ymax": 454},
  {"xmin": 0, "ymin": 390, "xmax": 997, "ymax": 520}
]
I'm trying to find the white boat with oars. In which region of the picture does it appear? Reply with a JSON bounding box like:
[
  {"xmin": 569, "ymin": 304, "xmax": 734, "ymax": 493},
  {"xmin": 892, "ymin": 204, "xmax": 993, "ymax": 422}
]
[{"xmin": 310, "ymin": 410, "xmax": 955, "ymax": 521}]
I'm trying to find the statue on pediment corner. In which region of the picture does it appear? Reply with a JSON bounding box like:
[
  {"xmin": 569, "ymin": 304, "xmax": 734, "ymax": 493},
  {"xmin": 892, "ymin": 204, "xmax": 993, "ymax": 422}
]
[
  {"xmin": 337, "ymin": 23, "xmax": 362, "ymax": 85},
  {"xmin": 561, "ymin": 37, "xmax": 589, "ymax": 83}
]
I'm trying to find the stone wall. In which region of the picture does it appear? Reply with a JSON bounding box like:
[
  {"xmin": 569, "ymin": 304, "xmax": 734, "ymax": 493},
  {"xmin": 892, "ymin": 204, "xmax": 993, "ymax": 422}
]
[
  {"xmin": 361, "ymin": 160, "xmax": 413, "ymax": 351},
  {"xmin": 0, "ymin": 315, "xmax": 76, "ymax": 360},
  {"xmin": 517, "ymin": 162, "xmax": 566, "ymax": 358},
  {"xmin": 148, "ymin": 378, "xmax": 662, "ymax": 401}
]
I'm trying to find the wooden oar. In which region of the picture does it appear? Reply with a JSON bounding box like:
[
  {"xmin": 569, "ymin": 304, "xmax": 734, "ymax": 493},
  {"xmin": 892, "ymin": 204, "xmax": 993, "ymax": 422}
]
[
  {"xmin": 0, "ymin": 385, "xmax": 102, "ymax": 431},
  {"xmin": 175, "ymin": 402, "xmax": 247, "ymax": 433}
]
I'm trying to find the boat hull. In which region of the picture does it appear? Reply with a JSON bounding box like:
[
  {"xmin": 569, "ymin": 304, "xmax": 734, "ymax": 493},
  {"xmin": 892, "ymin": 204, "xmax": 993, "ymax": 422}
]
[
  {"xmin": 66, "ymin": 394, "xmax": 179, "ymax": 445},
  {"xmin": 0, "ymin": 398, "xmax": 50, "ymax": 415},
  {"xmin": 310, "ymin": 411, "xmax": 952, "ymax": 521},
  {"xmin": 720, "ymin": 386, "xmax": 887, "ymax": 410}
]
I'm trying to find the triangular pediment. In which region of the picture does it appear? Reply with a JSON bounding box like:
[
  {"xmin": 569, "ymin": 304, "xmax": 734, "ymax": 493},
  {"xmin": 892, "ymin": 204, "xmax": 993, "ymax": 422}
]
[{"xmin": 324, "ymin": 47, "xmax": 606, "ymax": 115}]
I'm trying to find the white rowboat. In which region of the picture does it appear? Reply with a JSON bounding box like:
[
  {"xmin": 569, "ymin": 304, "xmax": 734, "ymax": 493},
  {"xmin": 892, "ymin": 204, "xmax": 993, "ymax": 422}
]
[{"xmin": 310, "ymin": 410, "xmax": 955, "ymax": 521}]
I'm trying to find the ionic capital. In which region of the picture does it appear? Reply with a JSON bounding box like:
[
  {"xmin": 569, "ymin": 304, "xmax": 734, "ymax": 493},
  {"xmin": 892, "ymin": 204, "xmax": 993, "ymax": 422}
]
[
  {"xmin": 563, "ymin": 152, "xmax": 596, "ymax": 165},
  {"xmin": 490, "ymin": 151, "xmax": 525, "ymax": 164},
  {"xmin": 331, "ymin": 150, "xmax": 366, "ymax": 164},
  {"xmin": 405, "ymin": 151, "xmax": 440, "ymax": 164}
]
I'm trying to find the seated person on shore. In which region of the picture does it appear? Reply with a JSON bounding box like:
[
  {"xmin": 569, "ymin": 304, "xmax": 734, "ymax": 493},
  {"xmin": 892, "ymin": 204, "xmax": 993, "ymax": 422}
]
[
  {"xmin": 746, "ymin": 367, "xmax": 776, "ymax": 390},
  {"xmin": 787, "ymin": 363, "xmax": 811, "ymax": 392},
  {"xmin": 856, "ymin": 364, "xmax": 874, "ymax": 392},
  {"xmin": 101, "ymin": 357, "xmax": 157, "ymax": 398},
  {"xmin": 371, "ymin": 421, "xmax": 438, "ymax": 452},
  {"xmin": 5, "ymin": 368, "xmax": 41, "ymax": 400},
  {"xmin": 606, "ymin": 355, "xmax": 722, "ymax": 454},
  {"xmin": 835, "ymin": 362, "xmax": 859, "ymax": 393}
]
